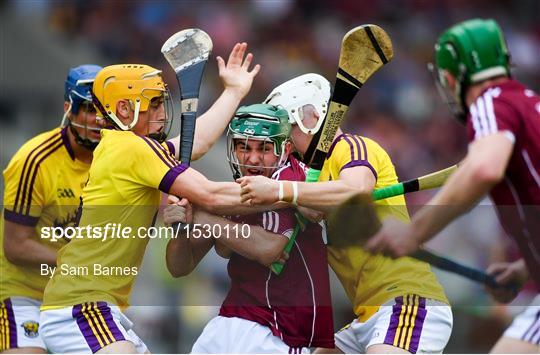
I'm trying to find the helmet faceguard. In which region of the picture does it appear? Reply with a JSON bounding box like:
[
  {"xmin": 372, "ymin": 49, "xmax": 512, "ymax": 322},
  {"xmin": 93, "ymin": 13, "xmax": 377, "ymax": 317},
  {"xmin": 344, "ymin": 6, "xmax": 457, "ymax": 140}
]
[
  {"xmin": 91, "ymin": 64, "xmax": 174, "ymax": 143},
  {"xmin": 428, "ymin": 62, "xmax": 466, "ymax": 121},
  {"xmin": 62, "ymin": 64, "xmax": 103, "ymax": 150},
  {"xmin": 431, "ymin": 19, "xmax": 511, "ymax": 122},
  {"xmin": 264, "ymin": 73, "xmax": 331, "ymax": 135},
  {"xmin": 227, "ymin": 104, "xmax": 292, "ymax": 179}
]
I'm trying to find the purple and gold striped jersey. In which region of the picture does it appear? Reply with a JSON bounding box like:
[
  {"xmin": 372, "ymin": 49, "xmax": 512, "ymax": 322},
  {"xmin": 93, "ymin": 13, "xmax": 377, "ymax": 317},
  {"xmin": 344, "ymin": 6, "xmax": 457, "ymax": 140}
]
[
  {"xmin": 320, "ymin": 134, "xmax": 448, "ymax": 320},
  {"xmin": 42, "ymin": 129, "xmax": 186, "ymax": 309},
  {"xmin": 2, "ymin": 126, "xmax": 89, "ymax": 301}
]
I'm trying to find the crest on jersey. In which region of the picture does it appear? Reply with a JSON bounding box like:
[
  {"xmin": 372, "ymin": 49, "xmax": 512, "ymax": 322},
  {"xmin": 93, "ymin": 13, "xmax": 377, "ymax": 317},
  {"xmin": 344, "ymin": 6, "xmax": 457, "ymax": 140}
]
[{"xmin": 21, "ymin": 321, "xmax": 39, "ymax": 338}]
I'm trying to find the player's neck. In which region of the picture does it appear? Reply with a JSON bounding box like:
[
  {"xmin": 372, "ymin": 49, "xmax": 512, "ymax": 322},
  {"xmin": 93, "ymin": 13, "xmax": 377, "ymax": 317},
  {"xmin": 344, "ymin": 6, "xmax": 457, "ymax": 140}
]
[
  {"xmin": 67, "ymin": 129, "xmax": 93, "ymax": 164},
  {"xmin": 297, "ymin": 128, "xmax": 343, "ymax": 157},
  {"xmin": 334, "ymin": 128, "xmax": 343, "ymax": 140},
  {"xmin": 465, "ymin": 76, "xmax": 510, "ymax": 107}
]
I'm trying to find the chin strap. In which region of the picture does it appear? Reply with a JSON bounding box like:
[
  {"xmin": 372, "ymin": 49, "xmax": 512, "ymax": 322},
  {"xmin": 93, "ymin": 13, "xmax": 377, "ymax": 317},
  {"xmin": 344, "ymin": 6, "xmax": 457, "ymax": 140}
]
[
  {"xmin": 68, "ymin": 123, "xmax": 99, "ymax": 151},
  {"xmin": 303, "ymin": 127, "xmax": 322, "ymax": 165},
  {"xmin": 457, "ymin": 82, "xmax": 469, "ymax": 124},
  {"xmin": 147, "ymin": 132, "xmax": 167, "ymax": 143}
]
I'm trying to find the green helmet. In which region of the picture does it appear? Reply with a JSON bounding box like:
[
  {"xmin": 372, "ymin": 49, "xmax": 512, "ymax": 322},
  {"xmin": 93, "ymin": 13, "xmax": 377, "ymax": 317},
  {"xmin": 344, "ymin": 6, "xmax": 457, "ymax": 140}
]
[
  {"xmin": 432, "ymin": 19, "xmax": 511, "ymax": 120},
  {"xmin": 227, "ymin": 104, "xmax": 291, "ymax": 179}
]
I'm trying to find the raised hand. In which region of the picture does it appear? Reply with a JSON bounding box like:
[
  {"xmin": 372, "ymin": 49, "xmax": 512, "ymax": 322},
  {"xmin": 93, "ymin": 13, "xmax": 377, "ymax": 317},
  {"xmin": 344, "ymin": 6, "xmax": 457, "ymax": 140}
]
[{"xmin": 217, "ymin": 42, "xmax": 261, "ymax": 100}]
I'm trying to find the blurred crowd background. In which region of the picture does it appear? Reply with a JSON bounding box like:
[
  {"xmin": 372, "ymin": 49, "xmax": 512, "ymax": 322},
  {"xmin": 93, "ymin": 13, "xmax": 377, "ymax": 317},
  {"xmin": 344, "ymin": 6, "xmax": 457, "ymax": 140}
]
[{"xmin": 1, "ymin": 0, "xmax": 539, "ymax": 353}]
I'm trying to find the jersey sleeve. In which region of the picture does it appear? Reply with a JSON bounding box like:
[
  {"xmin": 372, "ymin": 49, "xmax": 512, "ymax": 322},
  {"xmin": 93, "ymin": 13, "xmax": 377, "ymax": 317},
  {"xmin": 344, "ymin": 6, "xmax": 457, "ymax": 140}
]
[
  {"xmin": 231, "ymin": 209, "xmax": 296, "ymax": 239},
  {"xmin": 132, "ymin": 136, "xmax": 188, "ymax": 193},
  {"xmin": 331, "ymin": 135, "xmax": 378, "ymax": 181},
  {"xmin": 260, "ymin": 210, "xmax": 296, "ymax": 239},
  {"xmin": 3, "ymin": 149, "xmax": 47, "ymax": 226},
  {"xmin": 468, "ymin": 87, "xmax": 520, "ymax": 143}
]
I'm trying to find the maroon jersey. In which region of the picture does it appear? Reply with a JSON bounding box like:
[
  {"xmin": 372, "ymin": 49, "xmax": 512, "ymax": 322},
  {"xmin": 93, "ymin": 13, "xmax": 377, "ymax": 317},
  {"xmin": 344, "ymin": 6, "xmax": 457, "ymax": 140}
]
[
  {"xmin": 219, "ymin": 156, "xmax": 334, "ymax": 348},
  {"xmin": 466, "ymin": 79, "xmax": 540, "ymax": 288}
]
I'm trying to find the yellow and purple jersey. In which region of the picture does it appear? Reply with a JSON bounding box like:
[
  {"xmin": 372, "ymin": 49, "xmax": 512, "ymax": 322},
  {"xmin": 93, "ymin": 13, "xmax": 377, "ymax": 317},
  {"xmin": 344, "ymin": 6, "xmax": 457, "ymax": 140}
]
[
  {"xmin": 42, "ymin": 129, "xmax": 187, "ymax": 309},
  {"xmin": 2, "ymin": 126, "xmax": 89, "ymax": 301},
  {"xmin": 321, "ymin": 133, "xmax": 448, "ymax": 320}
]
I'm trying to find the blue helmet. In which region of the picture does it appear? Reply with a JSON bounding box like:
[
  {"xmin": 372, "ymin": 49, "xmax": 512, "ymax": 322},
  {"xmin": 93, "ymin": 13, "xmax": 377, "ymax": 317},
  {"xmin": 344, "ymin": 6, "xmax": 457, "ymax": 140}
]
[
  {"xmin": 64, "ymin": 64, "xmax": 102, "ymax": 114},
  {"xmin": 63, "ymin": 64, "xmax": 103, "ymax": 150}
]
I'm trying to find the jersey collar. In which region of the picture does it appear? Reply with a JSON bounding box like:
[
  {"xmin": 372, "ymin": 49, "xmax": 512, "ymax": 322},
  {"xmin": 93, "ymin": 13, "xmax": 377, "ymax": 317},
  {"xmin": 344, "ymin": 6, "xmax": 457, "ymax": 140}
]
[
  {"xmin": 60, "ymin": 125, "xmax": 76, "ymax": 160},
  {"xmin": 326, "ymin": 133, "xmax": 347, "ymax": 158}
]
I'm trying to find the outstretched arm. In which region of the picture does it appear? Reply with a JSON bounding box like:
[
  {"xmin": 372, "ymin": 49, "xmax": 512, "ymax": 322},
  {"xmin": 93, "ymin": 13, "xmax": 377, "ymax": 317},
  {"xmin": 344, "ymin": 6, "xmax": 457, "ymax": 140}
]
[
  {"xmin": 365, "ymin": 133, "xmax": 514, "ymax": 257},
  {"xmin": 167, "ymin": 42, "xmax": 261, "ymax": 161},
  {"xmin": 170, "ymin": 167, "xmax": 286, "ymax": 215},
  {"xmin": 238, "ymin": 166, "xmax": 376, "ymax": 213}
]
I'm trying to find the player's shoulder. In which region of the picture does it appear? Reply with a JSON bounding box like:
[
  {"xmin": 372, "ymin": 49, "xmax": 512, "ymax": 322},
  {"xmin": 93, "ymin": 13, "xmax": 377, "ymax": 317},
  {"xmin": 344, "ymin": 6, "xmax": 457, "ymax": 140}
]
[
  {"xmin": 476, "ymin": 80, "xmax": 535, "ymax": 108},
  {"xmin": 99, "ymin": 129, "xmax": 160, "ymax": 154},
  {"xmin": 330, "ymin": 133, "xmax": 389, "ymax": 160},
  {"xmin": 99, "ymin": 129, "xmax": 139, "ymax": 146},
  {"xmin": 98, "ymin": 130, "xmax": 178, "ymax": 172},
  {"xmin": 272, "ymin": 155, "xmax": 306, "ymax": 181},
  {"xmin": 7, "ymin": 127, "xmax": 65, "ymax": 168},
  {"xmin": 495, "ymin": 79, "xmax": 537, "ymax": 99}
]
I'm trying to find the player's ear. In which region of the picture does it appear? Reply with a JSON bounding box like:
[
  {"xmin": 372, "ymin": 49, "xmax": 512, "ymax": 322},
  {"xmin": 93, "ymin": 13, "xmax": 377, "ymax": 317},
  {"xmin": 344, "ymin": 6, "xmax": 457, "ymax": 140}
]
[
  {"xmin": 284, "ymin": 141, "xmax": 293, "ymax": 155},
  {"xmin": 443, "ymin": 70, "xmax": 457, "ymax": 91},
  {"xmin": 63, "ymin": 101, "xmax": 70, "ymax": 114},
  {"xmin": 116, "ymin": 100, "xmax": 131, "ymax": 120}
]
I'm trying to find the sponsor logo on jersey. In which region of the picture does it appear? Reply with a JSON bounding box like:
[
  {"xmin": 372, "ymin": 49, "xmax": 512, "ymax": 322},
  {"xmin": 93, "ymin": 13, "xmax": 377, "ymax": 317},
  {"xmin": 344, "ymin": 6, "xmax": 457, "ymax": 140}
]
[{"xmin": 57, "ymin": 188, "xmax": 76, "ymax": 198}]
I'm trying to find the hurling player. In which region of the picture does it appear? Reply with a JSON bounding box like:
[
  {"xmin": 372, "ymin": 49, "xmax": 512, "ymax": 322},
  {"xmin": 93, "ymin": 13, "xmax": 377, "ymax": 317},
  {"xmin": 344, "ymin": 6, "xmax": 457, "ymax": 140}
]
[
  {"xmin": 39, "ymin": 43, "xmax": 261, "ymax": 354},
  {"xmin": 166, "ymin": 104, "xmax": 334, "ymax": 353},
  {"xmin": 1, "ymin": 64, "xmax": 102, "ymax": 353},
  {"xmin": 239, "ymin": 74, "xmax": 453, "ymax": 354},
  {"xmin": 367, "ymin": 18, "xmax": 540, "ymax": 353}
]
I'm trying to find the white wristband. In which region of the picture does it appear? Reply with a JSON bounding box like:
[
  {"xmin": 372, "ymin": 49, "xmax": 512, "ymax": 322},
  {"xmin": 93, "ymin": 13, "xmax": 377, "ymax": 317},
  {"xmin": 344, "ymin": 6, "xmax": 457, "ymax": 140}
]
[
  {"xmin": 278, "ymin": 181, "xmax": 284, "ymax": 201},
  {"xmin": 292, "ymin": 182, "xmax": 298, "ymax": 205}
]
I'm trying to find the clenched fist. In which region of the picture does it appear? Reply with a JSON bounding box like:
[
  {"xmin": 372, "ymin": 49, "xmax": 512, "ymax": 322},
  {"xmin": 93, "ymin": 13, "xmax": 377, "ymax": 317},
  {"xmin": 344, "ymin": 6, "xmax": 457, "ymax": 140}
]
[
  {"xmin": 237, "ymin": 175, "xmax": 279, "ymax": 205},
  {"xmin": 164, "ymin": 195, "xmax": 193, "ymax": 226}
]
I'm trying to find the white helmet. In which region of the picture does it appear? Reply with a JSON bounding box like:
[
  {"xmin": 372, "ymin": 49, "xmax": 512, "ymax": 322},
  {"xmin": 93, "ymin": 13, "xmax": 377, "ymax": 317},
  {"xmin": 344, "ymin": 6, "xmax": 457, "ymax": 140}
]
[{"xmin": 264, "ymin": 73, "xmax": 331, "ymax": 135}]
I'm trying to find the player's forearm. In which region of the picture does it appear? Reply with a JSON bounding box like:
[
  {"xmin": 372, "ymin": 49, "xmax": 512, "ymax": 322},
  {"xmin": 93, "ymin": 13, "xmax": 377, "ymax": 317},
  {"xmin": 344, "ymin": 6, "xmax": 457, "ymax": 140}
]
[
  {"xmin": 166, "ymin": 236, "xmax": 194, "ymax": 277},
  {"xmin": 191, "ymin": 89, "xmax": 245, "ymax": 161},
  {"xmin": 411, "ymin": 158, "xmax": 498, "ymax": 244},
  {"xmin": 173, "ymin": 170, "xmax": 283, "ymax": 215},
  {"xmin": 296, "ymin": 180, "xmax": 369, "ymax": 212},
  {"xmin": 204, "ymin": 181, "xmax": 284, "ymax": 215},
  {"xmin": 166, "ymin": 232, "xmax": 213, "ymax": 277},
  {"xmin": 4, "ymin": 237, "xmax": 57, "ymax": 267},
  {"xmin": 194, "ymin": 211, "xmax": 286, "ymax": 266},
  {"xmin": 413, "ymin": 134, "xmax": 513, "ymax": 244},
  {"xmin": 214, "ymin": 239, "xmax": 233, "ymax": 259}
]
